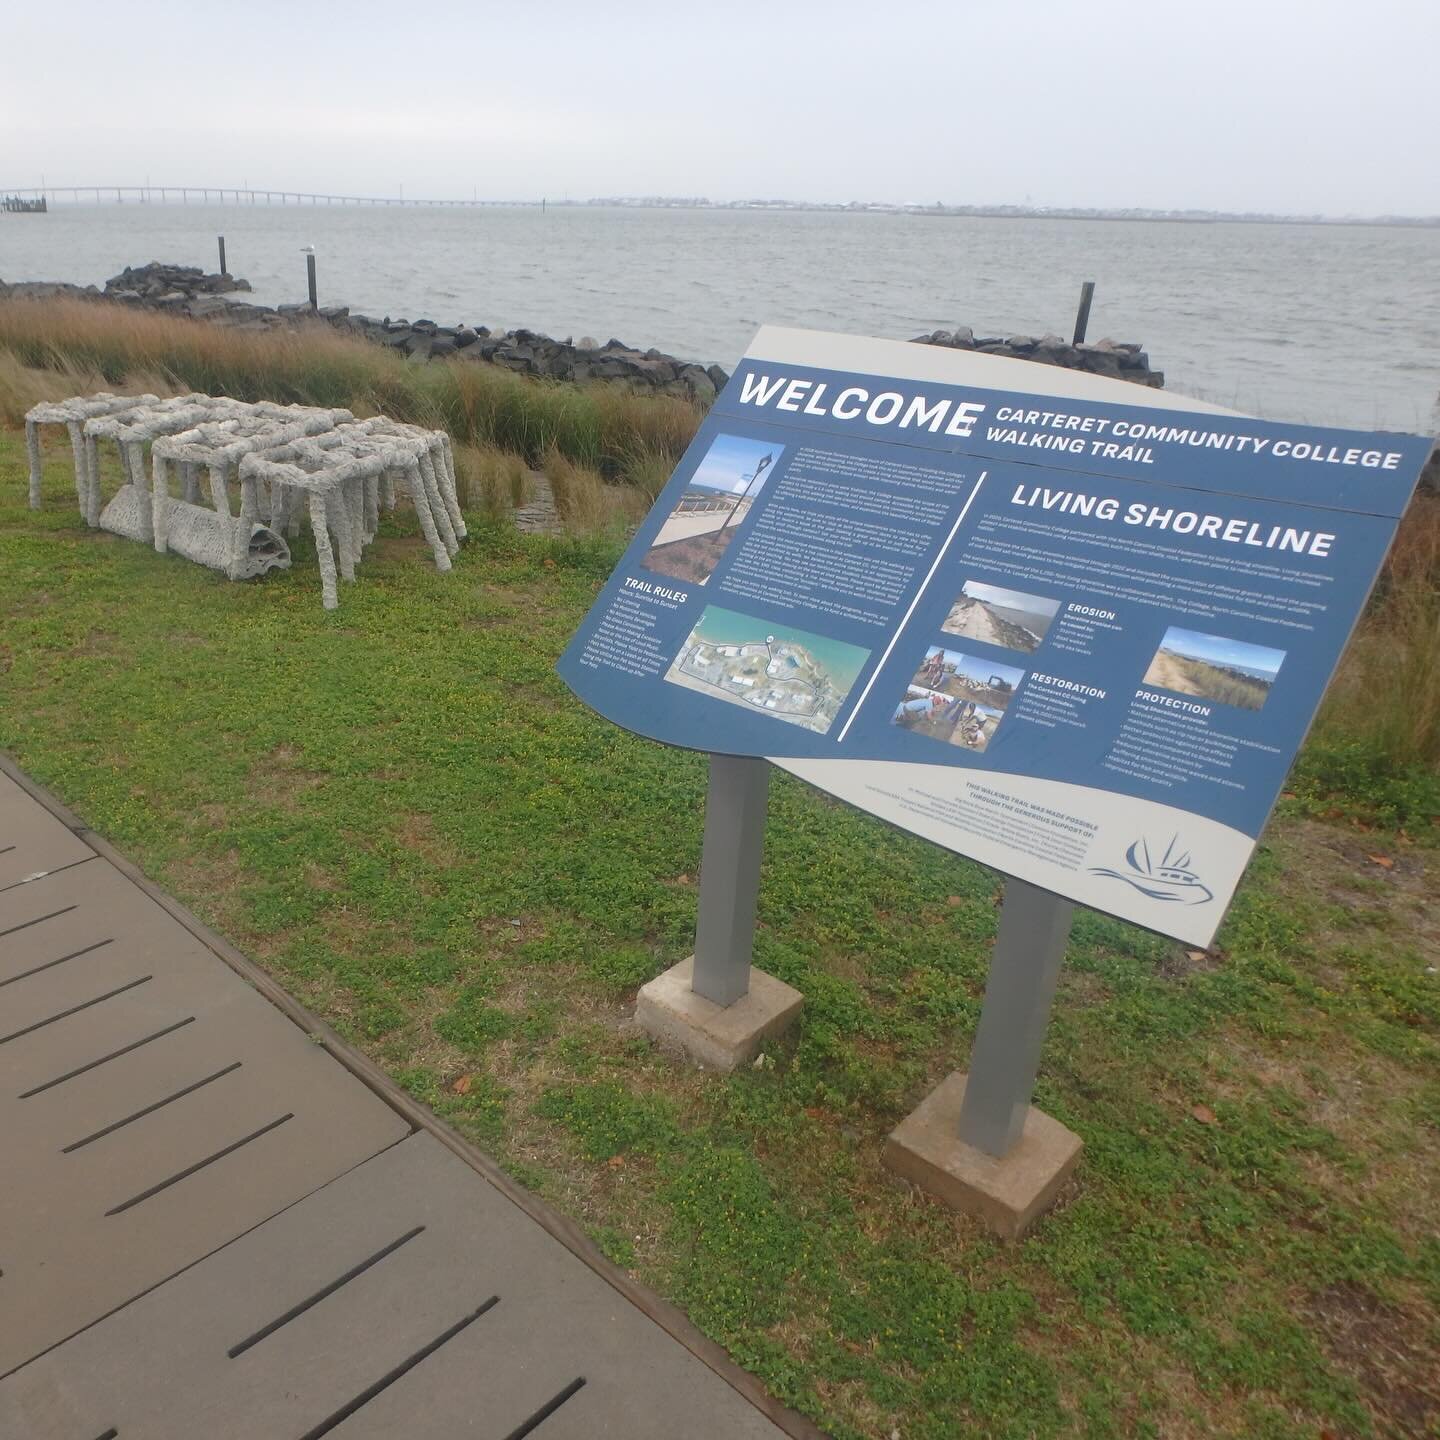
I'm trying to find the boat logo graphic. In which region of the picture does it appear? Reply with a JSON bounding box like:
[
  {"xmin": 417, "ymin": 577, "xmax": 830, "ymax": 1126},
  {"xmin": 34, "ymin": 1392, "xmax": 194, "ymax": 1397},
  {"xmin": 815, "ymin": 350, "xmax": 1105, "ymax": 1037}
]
[{"xmin": 1088, "ymin": 835, "xmax": 1214, "ymax": 905}]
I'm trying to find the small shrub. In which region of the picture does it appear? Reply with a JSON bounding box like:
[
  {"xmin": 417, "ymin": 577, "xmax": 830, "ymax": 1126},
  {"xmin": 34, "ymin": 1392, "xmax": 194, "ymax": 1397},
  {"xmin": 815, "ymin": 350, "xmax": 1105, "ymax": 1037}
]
[
  {"xmin": 1289, "ymin": 735, "xmax": 1440, "ymax": 829},
  {"xmin": 1318, "ymin": 494, "xmax": 1440, "ymax": 769}
]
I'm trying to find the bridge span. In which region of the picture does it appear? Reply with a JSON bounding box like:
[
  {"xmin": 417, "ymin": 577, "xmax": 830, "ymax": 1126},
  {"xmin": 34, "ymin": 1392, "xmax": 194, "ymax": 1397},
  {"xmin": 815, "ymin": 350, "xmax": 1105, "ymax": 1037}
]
[{"xmin": 0, "ymin": 185, "xmax": 545, "ymax": 208}]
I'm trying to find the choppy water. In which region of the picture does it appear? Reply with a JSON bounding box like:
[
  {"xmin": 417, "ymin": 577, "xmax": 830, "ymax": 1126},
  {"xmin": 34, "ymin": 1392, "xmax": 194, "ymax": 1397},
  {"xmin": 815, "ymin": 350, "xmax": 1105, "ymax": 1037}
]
[{"xmin": 2, "ymin": 203, "xmax": 1437, "ymax": 433}]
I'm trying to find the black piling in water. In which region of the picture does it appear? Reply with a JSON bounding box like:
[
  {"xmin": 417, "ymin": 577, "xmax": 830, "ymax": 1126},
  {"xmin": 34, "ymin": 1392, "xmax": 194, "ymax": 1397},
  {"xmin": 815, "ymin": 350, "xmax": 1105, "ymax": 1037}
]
[{"xmin": 1072, "ymin": 280, "xmax": 1095, "ymax": 345}]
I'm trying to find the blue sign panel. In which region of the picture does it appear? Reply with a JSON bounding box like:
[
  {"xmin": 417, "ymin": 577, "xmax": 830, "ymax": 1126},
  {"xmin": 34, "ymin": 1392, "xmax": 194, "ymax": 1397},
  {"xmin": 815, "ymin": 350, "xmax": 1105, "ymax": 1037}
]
[{"xmin": 557, "ymin": 327, "xmax": 1432, "ymax": 945}]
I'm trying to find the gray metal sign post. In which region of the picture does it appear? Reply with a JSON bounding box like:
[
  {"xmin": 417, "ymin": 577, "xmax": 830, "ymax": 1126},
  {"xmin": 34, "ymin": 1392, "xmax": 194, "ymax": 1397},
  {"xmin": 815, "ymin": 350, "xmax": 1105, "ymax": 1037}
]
[
  {"xmin": 956, "ymin": 878, "xmax": 1074, "ymax": 1157},
  {"xmin": 635, "ymin": 753, "xmax": 804, "ymax": 1071},
  {"xmin": 884, "ymin": 875, "xmax": 1083, "ymax": 1239},
  {"xmin": 690, "ymin": 753, "xmax": 769, "ymax": 1006}
]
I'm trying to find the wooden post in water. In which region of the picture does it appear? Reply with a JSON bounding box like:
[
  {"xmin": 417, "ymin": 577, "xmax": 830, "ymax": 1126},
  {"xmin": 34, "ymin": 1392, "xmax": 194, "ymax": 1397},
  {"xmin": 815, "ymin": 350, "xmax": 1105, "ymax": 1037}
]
[
  {"xmin": 306, "ymin": 251, "xmax": 318, "ymax": 310},
  {"xmin": 1072, "ymin": 281, "xmax": 1096, "ymax": 345},
  {"xmin": 218, "ymin": 236, "xmax": 227, "ymax": 276}
]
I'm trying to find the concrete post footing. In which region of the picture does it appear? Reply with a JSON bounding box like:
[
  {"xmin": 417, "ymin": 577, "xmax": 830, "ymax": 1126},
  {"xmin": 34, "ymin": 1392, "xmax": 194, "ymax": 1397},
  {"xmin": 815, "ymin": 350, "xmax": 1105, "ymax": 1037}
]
[
  {"xmin": 882, "ymin": 1071, "xmax": 1082, "ymax": 1241},
  {"xmin": 636, "ymin": 956, "xmax": 803, "ymax": 1073}
]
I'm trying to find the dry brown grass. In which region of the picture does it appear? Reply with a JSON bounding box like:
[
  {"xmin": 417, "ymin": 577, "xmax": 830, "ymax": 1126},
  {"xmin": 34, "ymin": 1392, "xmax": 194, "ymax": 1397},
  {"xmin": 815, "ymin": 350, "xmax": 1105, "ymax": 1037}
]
[{"xmin": 0, "ymin": 348, "xmax": 179, "ymax": 427}]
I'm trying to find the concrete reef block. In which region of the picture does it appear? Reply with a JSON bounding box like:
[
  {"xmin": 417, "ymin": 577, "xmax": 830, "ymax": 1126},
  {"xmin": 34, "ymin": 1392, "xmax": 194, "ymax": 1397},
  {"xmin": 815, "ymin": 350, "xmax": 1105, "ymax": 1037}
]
[
  {"xmin": 882, "ymin": 1071, "xmax": 1082, "ymax": 1241},
  {"xmin": 636, "ymin": 956, "xmax": 803, "ymax": 1073},
  {"xmin": 29, "ymin": 390, "xmax": 462, "ymax": 611},
  {"xmin": 167, "ymin": 500, "xmax": 290, "ymax": 578}
]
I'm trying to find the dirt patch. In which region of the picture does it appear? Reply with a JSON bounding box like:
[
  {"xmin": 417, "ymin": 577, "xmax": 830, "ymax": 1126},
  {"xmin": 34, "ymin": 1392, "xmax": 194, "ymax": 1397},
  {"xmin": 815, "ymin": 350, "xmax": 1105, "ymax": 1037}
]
[
  {"xmin": 73, "ymin": 629, "xmax": 121, "ymax": 657},
  {"xmin": 159, "ymin": 845, "xmax": 255, "ymax": 953},
  {"xmin": 1057, "ymin": 968, "xmax": 1113, "ymax": 1007},
  {"xmin": 1268, "ymin": 819, "xmax": 1438, "ymax": 964},
  {"xmin": 248, "ymin": 743, "xmax": 328, "ymax": 811},
  {"xmin": 1155, "ymin": 945, "xmax": 1224, "ymax": 980},
  {"xmin": 163, "ymin": 844, "xmax": 245, "ymax": 901},
  {"xmin": 476, "ymin": 912, "xmax": 548, "ymax": 947},
  {"xmin": 394, "ymin": 811, "xmax": 463, "ymax": 869},
  {"xmin": 1308, "ymin": 1281, "xmax": 1440, "ymax": 1437},
  {"xmin": 1183, "ymin": 1015, "xmax": 1440, "ymax": 1254},
  {"xmin": 479, "ymin": 583, "xmax": 546, "ymax": 604},
  {"xmin": 369, "ymin": 533, "xmax": 432, "ymax": 561},
  {"xmin": 302, "ymin": 861, "xmax": 340, "ymax": 893},
  {"xmin": 1276, "ymin": 820, "xmax": 1431, "ymax": 894}
]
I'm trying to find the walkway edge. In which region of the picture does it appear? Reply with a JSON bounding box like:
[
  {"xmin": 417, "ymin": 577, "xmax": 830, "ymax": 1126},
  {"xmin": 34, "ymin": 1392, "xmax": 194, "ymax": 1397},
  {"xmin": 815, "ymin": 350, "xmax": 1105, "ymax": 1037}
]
[{"xmin": 0, "ymin": 752, "xmax": 830, "ymax": 1440}]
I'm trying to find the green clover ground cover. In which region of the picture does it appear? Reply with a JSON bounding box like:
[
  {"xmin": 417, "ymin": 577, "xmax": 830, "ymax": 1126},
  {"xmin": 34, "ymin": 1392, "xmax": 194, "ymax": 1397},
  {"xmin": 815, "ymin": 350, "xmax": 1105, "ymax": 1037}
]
[{"xmin": 2, "ymin": 433, "xmax": 1437, "ymax": 1439}]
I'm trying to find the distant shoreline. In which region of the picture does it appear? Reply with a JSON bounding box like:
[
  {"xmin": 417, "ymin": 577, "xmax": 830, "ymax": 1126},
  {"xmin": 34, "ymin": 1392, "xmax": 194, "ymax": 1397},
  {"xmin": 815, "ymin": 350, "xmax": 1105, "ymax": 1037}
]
[
  {"xmin": 2, "ymin": 192, "xmax": 1437, "ymax": 229},
  {"xmin": 591, "ymin": 202, "xmax": 1440, "ymax": 229}
]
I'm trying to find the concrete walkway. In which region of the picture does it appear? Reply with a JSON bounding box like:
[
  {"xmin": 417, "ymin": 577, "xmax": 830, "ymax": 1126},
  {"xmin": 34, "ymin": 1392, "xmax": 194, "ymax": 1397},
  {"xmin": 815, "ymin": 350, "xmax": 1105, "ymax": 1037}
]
[{"xmin": 0, "ymin": 758, "xmax": 814, "ymax": 1440}]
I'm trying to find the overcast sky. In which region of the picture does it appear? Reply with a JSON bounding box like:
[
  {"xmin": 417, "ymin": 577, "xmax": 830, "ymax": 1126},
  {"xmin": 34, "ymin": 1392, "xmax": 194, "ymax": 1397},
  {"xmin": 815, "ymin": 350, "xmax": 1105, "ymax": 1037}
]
[{"xmin": 2, "ymin": 0, "xmax": 1434, "ymax": 214}]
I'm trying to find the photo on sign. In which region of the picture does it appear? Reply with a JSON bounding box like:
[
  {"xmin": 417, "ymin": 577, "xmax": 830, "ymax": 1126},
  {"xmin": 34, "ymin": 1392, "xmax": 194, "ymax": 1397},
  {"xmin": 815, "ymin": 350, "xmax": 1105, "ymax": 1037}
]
[
  {"xmin": 941, "ymin": 578, "xmax": 1061, "ymax": 655},
  {"xmin": 910, "ymin": 646, "xmax": 1025, "ymax": 711},
  {"xmin": 892, "ymin": 686, "xmax": 1006, "ymax": 752},
  {"xmin": 639, "ymin": 433, "xmax": 782, "ymax": 586},
  {"xmin": 664, "ymin": 604, "xmax": 869, "ymax": 736},
  {"xmin": 1142, "ymin": 626, "xmax": 1286, "ymax": 711}
]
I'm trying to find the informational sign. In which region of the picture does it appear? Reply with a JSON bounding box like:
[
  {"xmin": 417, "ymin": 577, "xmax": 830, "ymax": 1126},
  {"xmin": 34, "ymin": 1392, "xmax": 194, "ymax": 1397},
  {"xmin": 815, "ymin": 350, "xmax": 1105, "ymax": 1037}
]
[{"xmin": 557, "ymin": 327, "xmax": 1432, "ymax": 945}]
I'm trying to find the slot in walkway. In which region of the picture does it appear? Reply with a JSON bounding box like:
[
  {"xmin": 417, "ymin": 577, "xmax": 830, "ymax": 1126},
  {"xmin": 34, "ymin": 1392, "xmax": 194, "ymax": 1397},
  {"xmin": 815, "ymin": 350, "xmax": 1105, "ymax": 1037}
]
[{"xmin": 0, "ymin": 759, "xmax": 808, "ymax": 1439}]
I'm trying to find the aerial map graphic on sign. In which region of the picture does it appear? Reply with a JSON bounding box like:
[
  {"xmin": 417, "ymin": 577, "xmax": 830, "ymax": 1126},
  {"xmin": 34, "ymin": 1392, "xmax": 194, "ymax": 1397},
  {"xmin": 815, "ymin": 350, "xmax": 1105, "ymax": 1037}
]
[{"xmin": 557, "ymin": 327, "xmax": 1433, "ymax": 946}]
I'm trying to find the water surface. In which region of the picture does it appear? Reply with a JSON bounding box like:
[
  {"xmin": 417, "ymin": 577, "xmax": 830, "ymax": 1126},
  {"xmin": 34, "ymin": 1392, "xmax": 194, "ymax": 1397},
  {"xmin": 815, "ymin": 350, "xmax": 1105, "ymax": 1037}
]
[{"xmin": 2, "ymin": 205, "xmax": 1436, "ymax": 432}]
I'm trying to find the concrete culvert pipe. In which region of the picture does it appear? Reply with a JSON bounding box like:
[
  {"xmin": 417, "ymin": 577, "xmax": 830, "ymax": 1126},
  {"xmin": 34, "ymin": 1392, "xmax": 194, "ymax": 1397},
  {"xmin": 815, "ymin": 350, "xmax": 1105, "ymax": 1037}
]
[{"xmin": 100, "ymin": 489, "xmax": 291, "ymax": 579}]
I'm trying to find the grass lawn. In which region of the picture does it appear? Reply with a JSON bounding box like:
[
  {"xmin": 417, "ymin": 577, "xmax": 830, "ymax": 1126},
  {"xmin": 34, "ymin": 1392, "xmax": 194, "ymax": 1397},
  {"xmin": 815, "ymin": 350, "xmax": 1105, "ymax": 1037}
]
[{"xmin": 2, "ymin": 431, "xmax": 1437, "ymax": 1440}]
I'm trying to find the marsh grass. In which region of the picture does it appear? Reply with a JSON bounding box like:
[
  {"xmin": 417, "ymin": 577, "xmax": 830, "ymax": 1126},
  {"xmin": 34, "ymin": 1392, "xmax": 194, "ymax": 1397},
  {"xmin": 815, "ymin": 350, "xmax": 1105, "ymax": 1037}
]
[
  {"xmin": 0, "ymin": 297, "xmax": 700, "ymax": 486},
  {"xmin": 621, "ymin": 446, "xmax": 684, "ymax": 502},
  {"xmin": 543, "ymin": 444, "xmax": 649, "ymax": 534},
  {"xmin": 458, "ymin": 444, "xmax": 533, "ymax": 516}
]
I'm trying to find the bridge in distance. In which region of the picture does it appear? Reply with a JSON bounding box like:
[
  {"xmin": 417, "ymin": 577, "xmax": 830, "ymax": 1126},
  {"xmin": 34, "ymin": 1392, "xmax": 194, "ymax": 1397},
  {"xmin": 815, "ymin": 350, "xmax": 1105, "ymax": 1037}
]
[{"xmin": 0, "ymin": 185, "xmax": 545, "ymax": 208}]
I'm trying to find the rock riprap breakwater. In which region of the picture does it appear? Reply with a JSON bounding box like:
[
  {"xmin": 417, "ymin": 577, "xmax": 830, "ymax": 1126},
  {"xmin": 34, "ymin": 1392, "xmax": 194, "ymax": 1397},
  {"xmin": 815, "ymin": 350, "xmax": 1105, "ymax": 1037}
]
[
  {"xmin": 2, "ymin": 260, "xmax": 1171, "ymax": 403},
  {"xmin": 322, "ymin": 314, "xmax": 732, "ymax": 403},
  {"xmin": 104, "ymin": 261, "xmax": 252, "ymax": 301},
  {"xmin": 913, "ymin": 326, "xmax": 1163, "ymax": 387},
  {"xmin": 0, "ymin": 263, "xmax": 729, "ymax": 404}
]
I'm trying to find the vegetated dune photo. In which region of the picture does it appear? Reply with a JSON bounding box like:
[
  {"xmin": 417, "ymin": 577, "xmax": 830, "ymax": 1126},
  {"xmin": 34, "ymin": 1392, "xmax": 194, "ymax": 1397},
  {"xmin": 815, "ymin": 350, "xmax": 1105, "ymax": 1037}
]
[{"xmin": 1142, "ymin": 626, "xmax": 1286, "ymax": 711}]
